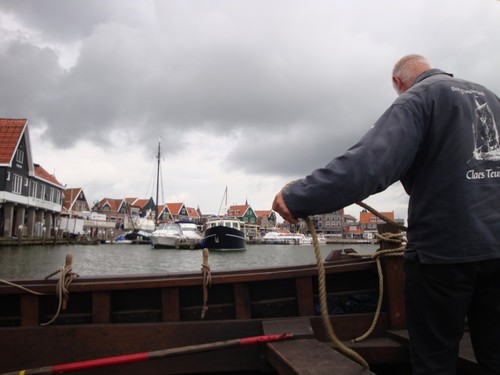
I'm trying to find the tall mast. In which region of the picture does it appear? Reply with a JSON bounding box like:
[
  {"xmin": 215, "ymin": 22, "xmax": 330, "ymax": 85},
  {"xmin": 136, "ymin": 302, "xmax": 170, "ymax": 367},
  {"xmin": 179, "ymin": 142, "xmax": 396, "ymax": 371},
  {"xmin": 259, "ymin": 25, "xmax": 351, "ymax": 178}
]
[
  {"xmin": 155, "ymin": 141, "xmax": 161, "ymax": 229},
  {"xmin": 217, "ymin": 185, "xmax": 228, "ymax": 217}
]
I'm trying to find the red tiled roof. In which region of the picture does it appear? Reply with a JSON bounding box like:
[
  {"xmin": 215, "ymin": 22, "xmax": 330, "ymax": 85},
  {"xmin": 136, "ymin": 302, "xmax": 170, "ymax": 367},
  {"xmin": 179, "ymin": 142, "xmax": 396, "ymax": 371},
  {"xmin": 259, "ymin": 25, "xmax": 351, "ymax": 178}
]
[
  {"xmin": 255, "ymin": 210, "xmax": 272, "ymax": 218},
  {"xmin": 132, "ymin": 198, "xmax": 149, "ymax": 208},
  {"xmin": 186, "ymin": 207, "xmax": 200, "ymax": 219},
  {"xmin": 99, "ymin": 198, "xmax": 122, "ymax": 212},
  {"xmin": 34, "ymin": 164, "xmax": 64, "ymax": 187},
  {"xmin": 166, "ymin": 203, "xmax": 184, "ymax": 216},
  {"xmin": 156, "ymin": 204, "xmax": 166, "ymax": 215},
  {"xmin": 124, "ymin": 197, "xmax": 138, "ymax": 205},
  {"xmin": 0, "ymin": 118, "xmax": 27, "ymax": 165},
  {"xmin": 228, "ymin": 205, "xmax": 249, "ymax": 216},
  {"xmin": 63, "ymin": 188, "xmax": 82, "ymax": 210},
  {"xmin": 359, "ymin": 211, "xmax": 394, "ymax": 224}
]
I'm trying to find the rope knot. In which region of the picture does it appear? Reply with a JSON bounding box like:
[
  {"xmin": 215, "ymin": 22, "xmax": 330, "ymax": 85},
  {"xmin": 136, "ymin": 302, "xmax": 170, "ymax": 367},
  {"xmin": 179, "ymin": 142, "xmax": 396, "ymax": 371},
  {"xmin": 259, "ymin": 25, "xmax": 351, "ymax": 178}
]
[{"xmin": 42, "ymin": 254, "xmax": 79, "ymax": 326}]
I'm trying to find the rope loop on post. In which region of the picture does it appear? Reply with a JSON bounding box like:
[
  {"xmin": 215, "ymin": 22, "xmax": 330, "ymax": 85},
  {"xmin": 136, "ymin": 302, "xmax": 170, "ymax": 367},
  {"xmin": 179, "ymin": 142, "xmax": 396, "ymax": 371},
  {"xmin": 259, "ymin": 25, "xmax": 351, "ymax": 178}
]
[
  {"xmin": 201, "ymin": 248, "xmax": 212, "ymax": 319},
  {"xmin": 41, "ymin": 254, "xmax": 79, "ymax": 326}
]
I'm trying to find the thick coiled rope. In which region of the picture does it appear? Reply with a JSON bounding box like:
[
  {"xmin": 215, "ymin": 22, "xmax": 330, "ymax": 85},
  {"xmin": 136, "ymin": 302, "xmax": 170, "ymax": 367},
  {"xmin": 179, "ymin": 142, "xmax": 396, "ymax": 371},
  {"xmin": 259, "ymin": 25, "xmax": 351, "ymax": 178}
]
[{"xmin": 305, "ymin": 217, "xmax": 370, "ymax": 369}]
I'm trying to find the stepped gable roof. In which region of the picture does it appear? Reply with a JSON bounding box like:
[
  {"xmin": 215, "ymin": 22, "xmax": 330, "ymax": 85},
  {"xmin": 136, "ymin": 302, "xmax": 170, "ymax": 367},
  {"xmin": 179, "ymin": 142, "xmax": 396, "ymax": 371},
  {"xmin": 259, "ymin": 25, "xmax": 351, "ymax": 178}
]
[
  {"xmin": 0, "ymin": 118, "xmax": 27, "ymax": 165},
  {"xmin": 34, "ymin": 164, "xmax": 64, "ymax": 187},
  {"xmin": 166, "ymin": 202, "xmax": 184, "ymax": 216}
]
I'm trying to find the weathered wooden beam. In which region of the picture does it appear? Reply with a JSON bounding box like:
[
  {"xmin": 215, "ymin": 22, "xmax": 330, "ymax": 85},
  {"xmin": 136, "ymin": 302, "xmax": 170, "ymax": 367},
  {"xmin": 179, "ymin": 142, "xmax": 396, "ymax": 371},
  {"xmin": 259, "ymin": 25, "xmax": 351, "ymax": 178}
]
[
  {"xmin": 20, "ymin": 294, "xmax": 38, "ymax": 326},
  {"xmin": 266, "ymin": 338, "xmax": 374, "ymax": 375},
  {"xmin": 295, "ymin": 276, "xmax": 314, "ymax": 316},
  {"xmin": 233, "ymin": 282, "xmax": 251, "ymax": 319},
  {"xmin": 92, "ymin": 291, "xmax": 110, "ymax": 324},
  {"xmin": 161, "ymin": 287, "xmax": 180, "ymax": 322}
]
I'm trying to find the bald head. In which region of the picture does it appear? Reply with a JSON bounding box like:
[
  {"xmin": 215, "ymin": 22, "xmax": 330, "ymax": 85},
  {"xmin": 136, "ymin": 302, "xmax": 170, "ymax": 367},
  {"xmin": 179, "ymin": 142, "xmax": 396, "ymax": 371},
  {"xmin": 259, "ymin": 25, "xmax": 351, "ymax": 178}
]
[{"xmin": 392, "ymin": 54, "xmax": 432, "ymax": 95}]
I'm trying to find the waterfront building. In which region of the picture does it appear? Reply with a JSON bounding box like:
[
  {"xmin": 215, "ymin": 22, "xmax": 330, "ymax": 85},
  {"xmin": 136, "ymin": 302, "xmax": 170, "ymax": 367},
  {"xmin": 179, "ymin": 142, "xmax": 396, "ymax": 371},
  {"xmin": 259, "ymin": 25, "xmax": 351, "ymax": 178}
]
[
  {"xmin": 62, "ymin": 187, "xmax": 91, "ymax": 216},
  {"xmin": 93, "ymin": 197, "xmax": 156, "ymax": 231},
  {"xmin": 0, "ymin": 118, "xmax": 64, "ymax": 239},
  {"xmin": 162, "ymin": 202, "xmax": 190, "ymax": 222},
  {"xmin": 93, "ymin": 198, "xmax": 128, "ymax": 228},
  {"xmin": 186, "ymin": 206, "xmax": 202, "ymax": 225},
  {"xmin": 227, "ymin": 204, "xmax": 257, "ymax": 225},
  {"xmin": 254, "ymin": 210, "xmax": 277, "ymax": 230},
  {"xmin": 309, "ymin": 209, "xmax": 345, "ymax": 236},
  {"xmin": 360, "ymin": 210, "xmax": 395, "ymax": 240},
  {"xmin": 227, "ymin": 204, "xmax": 258, "ymax": 240}
]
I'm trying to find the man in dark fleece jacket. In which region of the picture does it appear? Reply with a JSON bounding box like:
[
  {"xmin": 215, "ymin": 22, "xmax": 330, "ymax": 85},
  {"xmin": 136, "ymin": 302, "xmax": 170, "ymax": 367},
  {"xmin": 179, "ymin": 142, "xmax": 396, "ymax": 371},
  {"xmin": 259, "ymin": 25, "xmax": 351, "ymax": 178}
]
[{"xmin": 273, "ymin": 54, "xmax": 500, "ymax": 374}]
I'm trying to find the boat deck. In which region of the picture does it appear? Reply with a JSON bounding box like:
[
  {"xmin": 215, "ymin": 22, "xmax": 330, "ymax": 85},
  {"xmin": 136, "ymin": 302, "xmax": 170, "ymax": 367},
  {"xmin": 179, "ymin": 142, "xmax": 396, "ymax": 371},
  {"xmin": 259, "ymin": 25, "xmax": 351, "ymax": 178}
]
[{"xmin": 263, "ymin": 319, "xmax": 478, "ymax": 375}]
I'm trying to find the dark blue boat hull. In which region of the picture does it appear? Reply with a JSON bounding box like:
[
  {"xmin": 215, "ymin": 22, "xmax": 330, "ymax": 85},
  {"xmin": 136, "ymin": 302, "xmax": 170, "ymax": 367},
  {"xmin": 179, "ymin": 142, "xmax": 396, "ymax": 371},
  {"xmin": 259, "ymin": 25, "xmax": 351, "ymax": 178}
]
[{"xmin": 203, "ymin": 226, "xmax": 246, "ymax": 251}]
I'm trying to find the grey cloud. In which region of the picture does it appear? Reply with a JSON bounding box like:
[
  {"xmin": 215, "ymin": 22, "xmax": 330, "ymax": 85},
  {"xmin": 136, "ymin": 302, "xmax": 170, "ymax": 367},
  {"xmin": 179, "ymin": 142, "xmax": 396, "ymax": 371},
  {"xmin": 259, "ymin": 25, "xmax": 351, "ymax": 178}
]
[{"xmin": 0, "ymin": 0, "xmax": 499, "ymax": 183}]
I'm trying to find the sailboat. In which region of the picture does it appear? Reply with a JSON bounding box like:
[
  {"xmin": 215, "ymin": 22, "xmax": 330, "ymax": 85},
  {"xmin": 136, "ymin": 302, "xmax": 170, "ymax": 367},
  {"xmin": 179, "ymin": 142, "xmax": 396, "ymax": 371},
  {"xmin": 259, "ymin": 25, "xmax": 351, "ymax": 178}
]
[
  {"xmin": 202, "ymin": 186, "xmax": 246, "ymax": 251},
  {"xmin": 149, "ymin": 142, "xmax": 202, "ymax": 249}
]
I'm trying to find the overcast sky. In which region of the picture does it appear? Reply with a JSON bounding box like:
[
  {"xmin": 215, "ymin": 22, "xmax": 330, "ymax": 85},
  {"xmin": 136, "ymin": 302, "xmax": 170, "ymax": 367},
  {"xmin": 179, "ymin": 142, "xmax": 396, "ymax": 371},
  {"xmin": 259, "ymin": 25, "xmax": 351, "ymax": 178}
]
[{"xmin": 1, "ymin": 0, "xmax": 499, "ymax": 222}]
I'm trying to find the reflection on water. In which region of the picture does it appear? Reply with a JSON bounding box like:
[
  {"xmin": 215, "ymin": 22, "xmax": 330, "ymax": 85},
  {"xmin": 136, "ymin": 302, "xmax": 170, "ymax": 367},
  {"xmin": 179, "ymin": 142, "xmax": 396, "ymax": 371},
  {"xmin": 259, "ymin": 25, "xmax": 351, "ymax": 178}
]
[{"xmin": 0, "ymin": 243, "xmax": 378, "ymax": 280}]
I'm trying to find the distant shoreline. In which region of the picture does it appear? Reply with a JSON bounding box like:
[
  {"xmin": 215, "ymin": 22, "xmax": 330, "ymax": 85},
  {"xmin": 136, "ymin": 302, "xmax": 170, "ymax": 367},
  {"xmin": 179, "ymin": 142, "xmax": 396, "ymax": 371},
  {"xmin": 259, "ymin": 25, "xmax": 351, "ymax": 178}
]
[{"xmin": 326, "ymin": 238, "xmax": 375, "ymax": 244}]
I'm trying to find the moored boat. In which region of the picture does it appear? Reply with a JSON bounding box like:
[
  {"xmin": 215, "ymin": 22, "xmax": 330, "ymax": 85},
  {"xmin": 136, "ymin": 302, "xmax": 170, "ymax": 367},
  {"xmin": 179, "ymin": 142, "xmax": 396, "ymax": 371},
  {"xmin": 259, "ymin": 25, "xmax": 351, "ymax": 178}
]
[
  {"xmin": 107, "ymin": 230, "xmax": 152, "ymax": 244},
  {"xmin": 176, "ymin": 220, "xmax": 203, "ymax": 245},
  {"xmin": 261, "ymin": 230, "xmax": 307, "ymax": 245},
  {"xmin": 202, "ymin": 216, "xmax": 246, "ymax": 251},
  {"xmin": 151, "ymin": 222, "xmax": 202, "ymax": 250},
  {"xmin": 0, "ymin": 224, "xmax": 480, "ymax": 374}
]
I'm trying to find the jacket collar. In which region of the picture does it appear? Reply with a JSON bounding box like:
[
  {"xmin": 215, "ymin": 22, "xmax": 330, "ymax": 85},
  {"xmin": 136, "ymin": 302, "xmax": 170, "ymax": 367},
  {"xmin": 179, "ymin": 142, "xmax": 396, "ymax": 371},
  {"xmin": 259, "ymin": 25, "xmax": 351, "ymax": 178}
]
[{"xmin": 411, "ymin": 68, "xmax": 453, "ymax": 88}]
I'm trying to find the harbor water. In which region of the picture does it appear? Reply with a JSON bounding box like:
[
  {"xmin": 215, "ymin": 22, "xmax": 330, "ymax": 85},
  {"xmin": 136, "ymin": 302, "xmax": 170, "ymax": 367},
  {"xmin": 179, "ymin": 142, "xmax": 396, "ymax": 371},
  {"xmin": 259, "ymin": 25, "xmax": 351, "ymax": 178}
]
[{"xmin": 0, "ymin": 243, "xmax": 378, "ymax": 280}]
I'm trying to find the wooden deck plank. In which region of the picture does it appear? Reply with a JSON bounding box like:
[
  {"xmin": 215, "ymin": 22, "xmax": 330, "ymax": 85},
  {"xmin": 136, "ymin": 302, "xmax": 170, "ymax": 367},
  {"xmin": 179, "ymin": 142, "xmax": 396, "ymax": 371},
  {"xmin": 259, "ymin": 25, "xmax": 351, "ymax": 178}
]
[
  {"xmin": 266, "ymin": 338, "xmax": 375, "ymax": 375},
  {"xmin": 262, "ymin": 317, "xmax": 315, "ymax": 339},
  {"xmin": 263, "ymin": 317, "xmax": 408, "ymax": 369}
]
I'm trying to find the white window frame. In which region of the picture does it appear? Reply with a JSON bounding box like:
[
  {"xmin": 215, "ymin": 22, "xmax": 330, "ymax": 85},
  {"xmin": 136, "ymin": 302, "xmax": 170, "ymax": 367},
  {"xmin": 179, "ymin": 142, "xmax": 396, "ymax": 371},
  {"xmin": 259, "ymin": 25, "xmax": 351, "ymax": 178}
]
[
  {"xmin": 40, "ymin": 185, "xmax": 46, "ymax": 200},
  {"xmin": 16, "ymin": 149, "xmax": 24, "ymax": 164},
  {"xmin": 30, "ymin": 181, "xmax": 38, "ymax": 197},
  {"xmin": 13, "ymin": 174, "xmax": 23, "ymax": 194}
]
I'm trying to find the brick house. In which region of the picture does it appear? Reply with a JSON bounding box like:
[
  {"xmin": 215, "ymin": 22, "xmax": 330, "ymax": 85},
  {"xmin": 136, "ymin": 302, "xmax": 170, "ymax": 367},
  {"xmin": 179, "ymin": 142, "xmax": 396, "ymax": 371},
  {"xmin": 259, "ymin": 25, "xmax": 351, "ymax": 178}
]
[{"xmin": 359, "ymin": 210, "xmax": 395, "ymax": 239}]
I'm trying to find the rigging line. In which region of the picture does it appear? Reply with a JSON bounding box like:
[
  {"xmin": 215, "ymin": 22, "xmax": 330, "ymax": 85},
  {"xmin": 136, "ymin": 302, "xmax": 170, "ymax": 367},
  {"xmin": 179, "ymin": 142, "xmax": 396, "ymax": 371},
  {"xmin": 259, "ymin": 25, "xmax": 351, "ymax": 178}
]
[
  {"xmin": 0, "ymin": 278, "xmax": 47, "ymax": 296},
  {"xmin": 305, "ymin": 217, "xmax": 369, "ymax": 368},
  {"xmin": 356, "ymin": 201, "xmax": 407, "ymax": 231}
]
